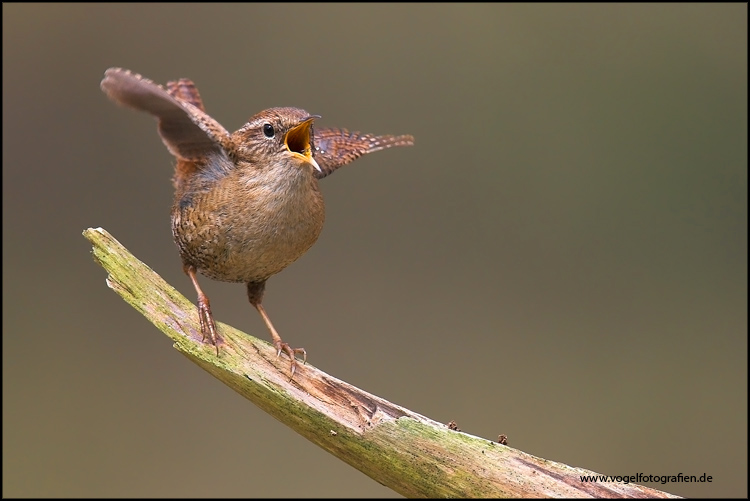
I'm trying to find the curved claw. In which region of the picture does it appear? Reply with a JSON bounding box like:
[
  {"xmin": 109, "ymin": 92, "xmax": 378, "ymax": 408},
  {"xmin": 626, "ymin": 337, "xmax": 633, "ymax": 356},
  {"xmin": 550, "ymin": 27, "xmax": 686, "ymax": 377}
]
[
  {"xmin": 296, "ymin": 347, "xmax": 307, "ymax": 365},
  {"xmin": 274, "ymin": 341, "xmax": 307, "ymax": 380}
]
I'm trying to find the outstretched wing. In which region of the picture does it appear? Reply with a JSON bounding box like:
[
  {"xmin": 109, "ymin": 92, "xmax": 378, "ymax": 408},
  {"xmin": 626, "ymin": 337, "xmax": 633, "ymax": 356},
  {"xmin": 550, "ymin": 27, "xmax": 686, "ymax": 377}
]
[
  {"xmin": 166, "ymin": 78, "xmax": 206, "ymax": 112},
  {"xmin": 100, "ymin": 68, "xmax": 233, "ymax": 161},
  {"xmin": 312, "ymin": 127, "xmax": 414, "ymax": 179}
]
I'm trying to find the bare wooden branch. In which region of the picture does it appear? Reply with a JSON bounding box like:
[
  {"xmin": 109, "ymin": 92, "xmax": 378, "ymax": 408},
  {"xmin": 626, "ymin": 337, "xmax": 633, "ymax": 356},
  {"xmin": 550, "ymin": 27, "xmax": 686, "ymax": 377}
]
[{"xmin": 83, "ymin": 227, "xmax": 679, "ymax": 498}]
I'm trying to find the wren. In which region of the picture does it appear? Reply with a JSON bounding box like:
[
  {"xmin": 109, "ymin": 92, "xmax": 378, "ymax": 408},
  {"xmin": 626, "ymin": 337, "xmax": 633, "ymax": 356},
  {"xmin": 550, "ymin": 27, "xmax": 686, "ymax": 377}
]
[{"xmin": 100, "ymin": 68, "xmax": 414, "ymax": 377}]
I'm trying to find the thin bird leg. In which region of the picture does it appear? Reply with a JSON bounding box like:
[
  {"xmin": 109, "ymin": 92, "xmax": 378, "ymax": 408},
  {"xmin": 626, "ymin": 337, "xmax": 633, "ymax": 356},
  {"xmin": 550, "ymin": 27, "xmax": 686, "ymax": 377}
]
[
  {"xmin": 185, "ymin": 265, "xmax": 220, "ymax": 355},
  {"xmin": 248, "ymin": 281, "xmax": 307, "ymax": 379}
]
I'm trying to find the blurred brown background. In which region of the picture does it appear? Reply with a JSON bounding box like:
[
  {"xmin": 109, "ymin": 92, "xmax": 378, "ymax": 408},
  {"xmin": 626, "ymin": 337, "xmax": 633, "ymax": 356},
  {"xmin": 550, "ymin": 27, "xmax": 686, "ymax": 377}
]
[{"xmin": 3, "ymin": 4, "xmax": 746, "ymax": 498}]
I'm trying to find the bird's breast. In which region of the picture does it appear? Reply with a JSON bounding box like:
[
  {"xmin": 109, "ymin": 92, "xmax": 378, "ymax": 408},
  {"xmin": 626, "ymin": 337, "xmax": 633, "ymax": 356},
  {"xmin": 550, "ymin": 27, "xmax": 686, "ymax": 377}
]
[{"xmin": 171, "ymin": 165, "xmax": 325, "ymax": 283}]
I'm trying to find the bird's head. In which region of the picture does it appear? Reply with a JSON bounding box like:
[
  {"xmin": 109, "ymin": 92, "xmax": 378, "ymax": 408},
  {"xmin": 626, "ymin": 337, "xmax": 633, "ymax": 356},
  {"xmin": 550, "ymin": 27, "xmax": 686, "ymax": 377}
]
[{"xmin": 233, "ymin": 107, "xmax": 321, "ymax": 174}]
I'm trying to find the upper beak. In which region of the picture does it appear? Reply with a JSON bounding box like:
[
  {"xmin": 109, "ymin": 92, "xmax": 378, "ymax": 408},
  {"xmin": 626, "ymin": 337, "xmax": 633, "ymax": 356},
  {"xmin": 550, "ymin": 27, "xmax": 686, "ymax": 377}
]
[{"xmin": 285, "ymin": 115, "xmax": 322, "ymax": 173}]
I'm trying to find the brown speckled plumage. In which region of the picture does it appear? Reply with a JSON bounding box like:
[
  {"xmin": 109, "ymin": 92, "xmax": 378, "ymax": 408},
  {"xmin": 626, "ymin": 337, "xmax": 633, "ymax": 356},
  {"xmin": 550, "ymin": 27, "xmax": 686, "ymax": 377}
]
[{"xmin": 100, "ymin": 67, "xmax": 414, "ymax": 377}]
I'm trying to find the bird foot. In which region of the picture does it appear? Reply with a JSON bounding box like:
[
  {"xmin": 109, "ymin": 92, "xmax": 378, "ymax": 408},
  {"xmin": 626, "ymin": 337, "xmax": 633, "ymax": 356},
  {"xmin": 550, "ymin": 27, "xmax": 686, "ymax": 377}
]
[
  {"xmin": 274, "ymin": 340, "xmax": 307, "ymax": 380},
  {"xmin": 196, "ymin": 295, "xmax": 220, "ymax": 355}
]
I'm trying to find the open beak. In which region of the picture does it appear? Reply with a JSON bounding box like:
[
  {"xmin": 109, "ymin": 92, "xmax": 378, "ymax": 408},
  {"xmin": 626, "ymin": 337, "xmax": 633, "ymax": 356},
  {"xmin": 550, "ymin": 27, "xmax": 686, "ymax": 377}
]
[{"xmin": 285, "ymin": 115, "xmax": 321, "ymax": 173}]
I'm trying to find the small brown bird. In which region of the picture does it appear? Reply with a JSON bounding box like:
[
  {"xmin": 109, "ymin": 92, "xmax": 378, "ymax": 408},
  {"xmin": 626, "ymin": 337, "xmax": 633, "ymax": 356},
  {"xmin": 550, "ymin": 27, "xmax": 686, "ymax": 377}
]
[{"xmin": 100, "ymin": 68, "xmax": 414, "ymax": 377}]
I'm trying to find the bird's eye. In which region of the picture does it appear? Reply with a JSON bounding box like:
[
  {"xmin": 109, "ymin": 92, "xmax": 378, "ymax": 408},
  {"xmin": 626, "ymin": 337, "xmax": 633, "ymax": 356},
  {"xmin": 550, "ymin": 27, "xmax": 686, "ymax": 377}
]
[{"xmin": 263, "ymin": 123, "xmax": 275, "ymax": 138}]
